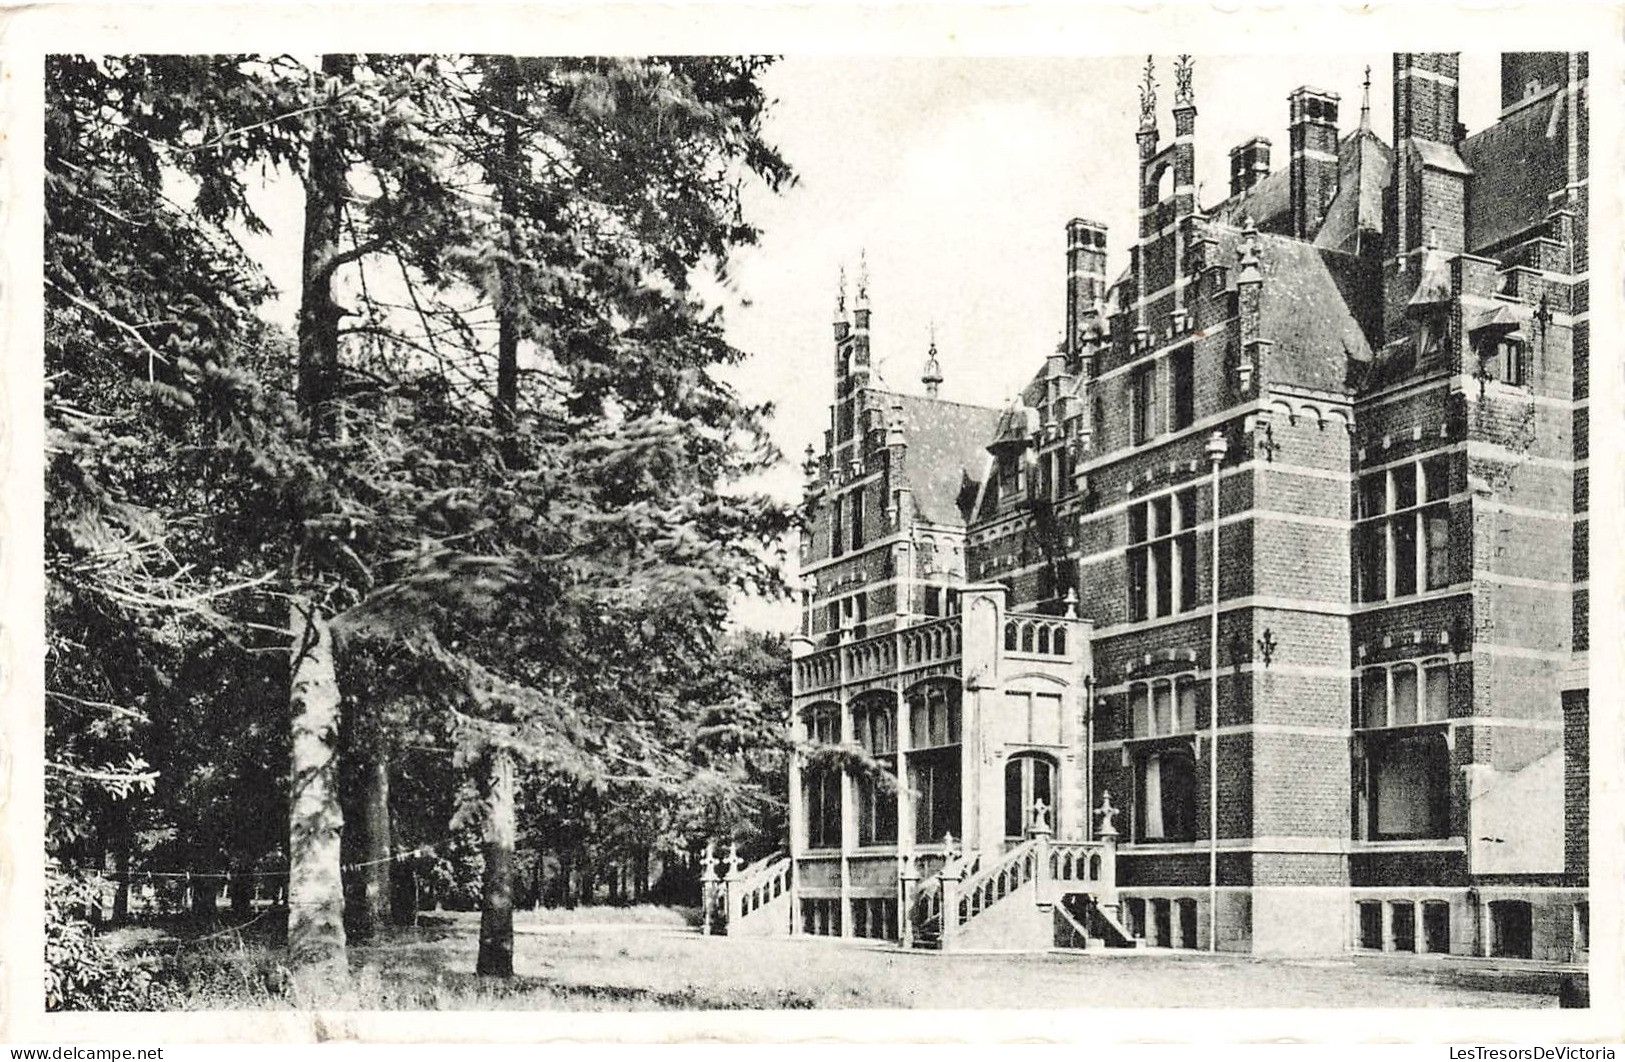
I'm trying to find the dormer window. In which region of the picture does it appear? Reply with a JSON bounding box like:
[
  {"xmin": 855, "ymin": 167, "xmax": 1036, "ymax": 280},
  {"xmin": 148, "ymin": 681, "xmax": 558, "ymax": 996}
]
[{"xmin": 1482, "ymin": 335, "xmax": 1528, "ymax": 387}]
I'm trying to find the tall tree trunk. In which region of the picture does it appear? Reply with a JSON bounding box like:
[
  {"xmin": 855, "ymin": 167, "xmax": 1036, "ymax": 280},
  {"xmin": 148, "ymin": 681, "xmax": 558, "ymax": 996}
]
[
  {"xmin": 390, "ymin": 858, "xmax": 418, "ymax": 926},
  {"xmin": 349, "ymin": 750, "xmax": 392, "ymax": 941},
  {"xmin": 112, "ymin": 842, "xmax": 130, "ymax": 924},
  {"xmin": 476, "ymin": 747, "xmax": 516, "ymax": 976},
  {"xmin": 287, "ymin": 596, "xmax": 347, "ymax": 970},
  {"xmin": 472, "ymin": 54, "xmax": 525, "ymax": 978},
  {"xmin": 287, "ymin": 52, "xmax": 353, "ymax": 976}
]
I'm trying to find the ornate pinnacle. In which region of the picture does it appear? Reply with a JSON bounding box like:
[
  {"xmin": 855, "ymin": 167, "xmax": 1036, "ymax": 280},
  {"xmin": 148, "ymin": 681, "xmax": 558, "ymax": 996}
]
[
  {"xmin": 834, "ymin": 265, "xmax": 848, "ymax": 322},
  {"xmin": 1138, "ymin": 55, "xmax": 1157, "ymax": 128},
  {"xmin": 1174, "ymin": 54, "xmax": 1194, "ymax": 108},
  {"xmin": 856, "ymin": 249, "xmax": 870, "ymax": 307},
  {"xmin": 921, "ymin": 323, "xmax": 943, "ymax": 395}
]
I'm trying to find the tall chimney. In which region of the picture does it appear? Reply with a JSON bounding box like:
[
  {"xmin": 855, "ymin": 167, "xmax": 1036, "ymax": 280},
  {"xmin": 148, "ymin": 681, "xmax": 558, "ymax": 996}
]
[
  {"xmin": 1289, "ymin": 87, "xmax": 1341, "ymax": 240},
  {"xmin": 1065, "ymin": 219, "xmax": 1108, "ymax": 358},
  {"xmin": 1228, "ymin": 137, "xmax": 1272, "ymax": 197},
  {"xmin": 1392, "ymin": 53, "xmax": 1465, "ymax": 257}
]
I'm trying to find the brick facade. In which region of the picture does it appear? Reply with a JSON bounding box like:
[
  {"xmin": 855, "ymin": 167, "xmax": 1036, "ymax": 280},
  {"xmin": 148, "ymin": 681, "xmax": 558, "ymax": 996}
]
[{"xmin": 788, "ymin": 52, "xmax": 1588, "ymax": 960}]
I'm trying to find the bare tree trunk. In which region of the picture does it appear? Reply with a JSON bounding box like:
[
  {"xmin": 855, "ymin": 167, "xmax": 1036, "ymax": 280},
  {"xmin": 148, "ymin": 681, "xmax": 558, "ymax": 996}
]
[
  {"xmin": 288, "ymin": 597, "xmax": 347, "ymax": 968},
  {"xmin": 476, "ymin": 748, "xmax": 516, "ymax": 976}
]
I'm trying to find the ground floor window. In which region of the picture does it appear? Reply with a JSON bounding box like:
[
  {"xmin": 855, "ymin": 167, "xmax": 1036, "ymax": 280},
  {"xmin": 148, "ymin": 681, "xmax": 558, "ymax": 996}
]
[
  {"xmin": 852, "ymin": 897, "xmax": 897, "ymax": 940},
  {"xmin": 909, "ymin": 747, "xmax": 961, "ymax": 844},
  {"xmin": 801, "ymin": 898, "xmax": 842, "ymax": 937},
  {"xmin": 1422, "ymin": 900, "xmax": 1450, "ymax": 953},
  {"xmin": 1136, "ymin": 748, "xmax": 1198, "ymax": 842},
  {"xmin": 1356, "ymin": 729, "xmax": 1450, "ymax": 840},
  {"xmin": 1574, "ymin": 901, "xmax": 1590, "ymax": 953},
  {"xmin": 1489, "ymin": 900, "xmax": 1533, "ymax": 959}
]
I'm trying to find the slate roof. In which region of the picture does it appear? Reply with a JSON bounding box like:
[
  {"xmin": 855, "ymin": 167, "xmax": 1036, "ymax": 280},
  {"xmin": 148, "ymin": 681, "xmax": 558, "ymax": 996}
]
[
  {"xmin": 1249, "ymin": 230, "xmax": 1375, "ymax": 388},
  {"xmin": 1315, "ymin": 130, "xmax": 1392, "ymax": 252},
  {"xmin": 888, "ymin": 391, "xmax": 1001, "ymax": 528},
  {"xmin": 1461, "ymin": 88, "xmax": 1571, "ymax": 254},
  {"xmin": 1209, "ymin": 129, "xmax": 1393, "ymax": 256}
]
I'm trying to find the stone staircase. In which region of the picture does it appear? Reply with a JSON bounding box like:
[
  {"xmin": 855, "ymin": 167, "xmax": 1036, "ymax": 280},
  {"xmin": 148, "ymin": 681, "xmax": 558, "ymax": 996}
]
[
  {"xmin": 699, "ymin": 843, "xmax": 793, "ymax": 937},
  {"xmin": 906, "ymin": 795, "xmax": 1139, "ymax": 952}
]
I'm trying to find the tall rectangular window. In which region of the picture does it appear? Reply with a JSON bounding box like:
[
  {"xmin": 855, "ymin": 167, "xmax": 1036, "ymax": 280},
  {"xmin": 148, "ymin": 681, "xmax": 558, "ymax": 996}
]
[
  {"xmin": 1357, "ymin": 458, "xmax": 1452, "ymax": 602},
  {"xmin": 831, "ymin": 496, "xmax": 845, "ymax": 556},
  {"xmin": 850, "ymin": 488, "xmax": 865, "ymax": 549},
  {"xmin": 1128, "ymin": 490, "xmax": 1197, "ymax": 621},
  {"xmin": 1131, "ymin": 363, "xmax": 1159, "ymax": 445},
  {"xmin": 1170, "ymin": 346, "xmax": 1195, "ymax": 430}
]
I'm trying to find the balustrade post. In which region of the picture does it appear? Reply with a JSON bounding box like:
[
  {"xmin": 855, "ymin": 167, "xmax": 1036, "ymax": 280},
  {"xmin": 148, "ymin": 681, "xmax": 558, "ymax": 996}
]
[
  {"xmin": 1096, "ymin": 792, "xmax": 1121, "ymax": 925},
  {"xmin": 699, "ymin": 841, "xmax": 719, "ymax": 935},
  {"xmin": 722, "ymin": 843, "xmax": 743, "ymax": 928},
  {"xmin": 939, "ymin": 833, "xmax": 962, "ymax": 951},
  {"xmin": 1028, "ymin": 798, "xmax": 1053, "ymax": 906}
]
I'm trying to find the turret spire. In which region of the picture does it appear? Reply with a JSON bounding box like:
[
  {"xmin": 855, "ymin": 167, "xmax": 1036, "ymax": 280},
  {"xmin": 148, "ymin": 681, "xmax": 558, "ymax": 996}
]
[
  {"xmin": 921, "ymin": 322, "xmax": 943, "ymax": 397},
  {"xmin": 855, "ymin": 249, "xmax": 870, "ymax": 309},
  {"xmin": 834, "ymin": 265, "xmax": 848, "ymax": 323},
  {"xmin": 1359, "ymin": 64, "xmax": 1372, "ymax": 131}
]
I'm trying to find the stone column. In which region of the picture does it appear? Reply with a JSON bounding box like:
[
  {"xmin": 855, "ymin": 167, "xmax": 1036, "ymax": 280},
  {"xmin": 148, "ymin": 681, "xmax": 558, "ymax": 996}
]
[
  {"xmin": 699, "ymin": 841, "xmax": 718, "ymax": 935},
  {"xmin": 898, "ymin": 852, "xmax": 918, "ymax": 948}
]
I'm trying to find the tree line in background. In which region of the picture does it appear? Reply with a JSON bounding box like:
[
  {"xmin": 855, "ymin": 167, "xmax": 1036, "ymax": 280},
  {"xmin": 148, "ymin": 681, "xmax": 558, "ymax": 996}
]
[{"xmin": 44, "ymin": 53, "xmax": 795, "ymax": 1006}]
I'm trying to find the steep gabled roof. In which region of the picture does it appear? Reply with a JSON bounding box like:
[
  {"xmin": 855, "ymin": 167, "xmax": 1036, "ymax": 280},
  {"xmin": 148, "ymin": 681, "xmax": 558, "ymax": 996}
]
[
  {"xmin": 1248, "ymin": 230, "xmax": 1375, "ymax": 390},
  {"xmin": 1461, "ymin": 88, "xmax": 1571, "ymax": 254},
  {"xmin": 1315, "ymin": 129, "xmax": 1392, "ymax": 252},
  {"xmin": 1208, "ymin": 128, "xmax": 1393, "ymax": 254},
  {"xmin": 888, "ymin": 391, "xmax": 1001, "ymax": 528}
]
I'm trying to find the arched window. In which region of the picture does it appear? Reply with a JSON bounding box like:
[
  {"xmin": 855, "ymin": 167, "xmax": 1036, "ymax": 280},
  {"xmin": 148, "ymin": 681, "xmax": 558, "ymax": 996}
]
[{"xmin": 1004, "ymin": 753, "xmax": 1058, "ymax": 839}]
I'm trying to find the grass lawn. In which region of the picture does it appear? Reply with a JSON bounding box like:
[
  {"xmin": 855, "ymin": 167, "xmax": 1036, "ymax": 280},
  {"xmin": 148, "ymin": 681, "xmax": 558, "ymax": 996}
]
[{"xmin": 115, "ymin": 906, "xmax": 1567, "ymax": 1011}]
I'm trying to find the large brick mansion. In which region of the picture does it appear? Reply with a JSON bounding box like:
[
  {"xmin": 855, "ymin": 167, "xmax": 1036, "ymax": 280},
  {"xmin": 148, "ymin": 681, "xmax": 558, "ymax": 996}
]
[{"xmin": 715, "ymin": 52, "xmax": 1590, "ymax": 960}]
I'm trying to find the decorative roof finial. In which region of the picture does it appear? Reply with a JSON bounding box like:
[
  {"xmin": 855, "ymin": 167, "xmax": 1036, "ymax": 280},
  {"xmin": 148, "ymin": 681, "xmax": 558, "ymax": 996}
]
[
  {"xmin": 1138, "ymin": 55, "xmax": 1158, "ymax": 129},
  {"xmin": 1359, "ymin": 64, "xmax": 1372, "ymax": 131},
  {"xmin": 1174, "ymin": 54, "xmax": 1195, "ymax": 108},
  {"xmin": 856, "ymin": 249, "xmax": 870, "ymax": 308},
  {"xmin": 922, "ymin": 322, "xmax": 943, "ymax": 396},
  {"xmin": 834, "ymin": 264, "xmax": 848, "ymax": 322}
]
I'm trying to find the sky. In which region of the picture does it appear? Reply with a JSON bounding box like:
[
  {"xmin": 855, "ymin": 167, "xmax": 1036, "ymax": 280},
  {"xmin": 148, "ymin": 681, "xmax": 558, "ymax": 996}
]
[{"xmin": 717, "ymin": 53, "xmax": 1498, "ymax": 628}]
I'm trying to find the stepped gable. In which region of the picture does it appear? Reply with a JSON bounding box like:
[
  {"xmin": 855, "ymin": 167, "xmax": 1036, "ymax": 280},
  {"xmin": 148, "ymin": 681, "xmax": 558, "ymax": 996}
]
[
  {"xmin": 1461, "ymin": 89, "xmax": 1571, "ymax": 254},
  {"xmin": 889, "ymin": 391, "xmax": 1001, "ymax": 527}
]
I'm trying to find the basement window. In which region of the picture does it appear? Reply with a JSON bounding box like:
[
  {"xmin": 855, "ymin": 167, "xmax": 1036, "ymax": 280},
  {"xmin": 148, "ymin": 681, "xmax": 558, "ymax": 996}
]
[{"xmin": 1489, "ymin": 900, "xmax": 1533, "ymax": 959}]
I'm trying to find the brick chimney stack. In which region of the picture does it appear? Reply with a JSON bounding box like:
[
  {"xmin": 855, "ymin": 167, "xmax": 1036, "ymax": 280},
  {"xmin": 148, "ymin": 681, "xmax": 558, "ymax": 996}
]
[
  {"xmin": 1289, "ymin": 87, "xmax": 1341, "ymax": 240},
  {"xmin": 1065, "ymin": 219, "xmax": 1108, "ymax": 359},
  {"xmin": 1228, "ymin": 137, "xmax": 1272, "ymax": 197}
]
